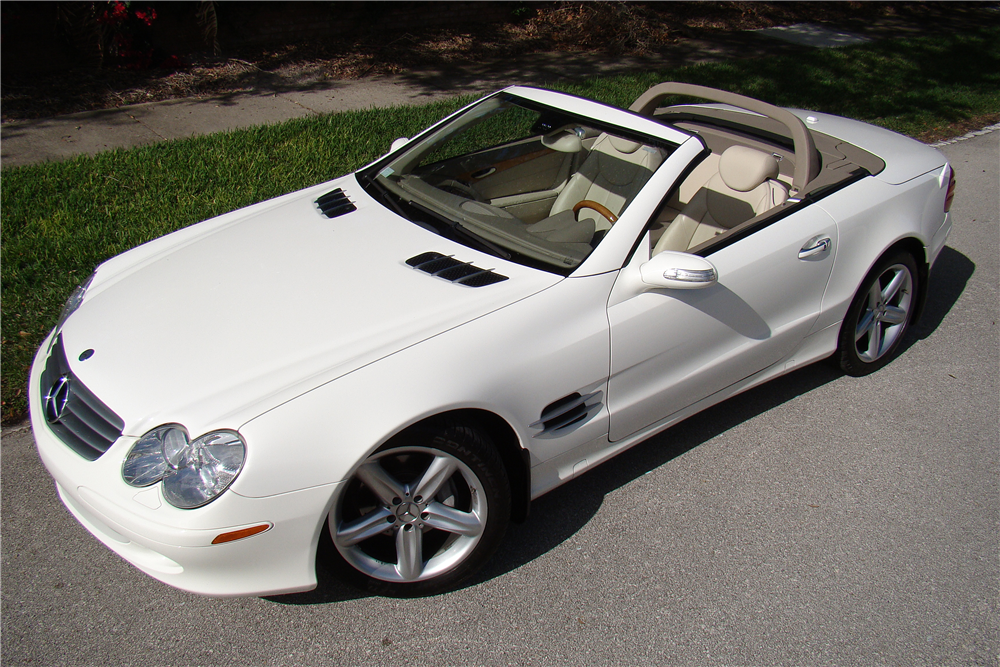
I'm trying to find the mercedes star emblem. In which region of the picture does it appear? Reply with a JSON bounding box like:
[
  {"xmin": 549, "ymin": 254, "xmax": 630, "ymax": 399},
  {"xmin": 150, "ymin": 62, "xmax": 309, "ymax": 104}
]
[{"xmin": 44, "ymin": 375, "xmax": 72, "ymax": 424}]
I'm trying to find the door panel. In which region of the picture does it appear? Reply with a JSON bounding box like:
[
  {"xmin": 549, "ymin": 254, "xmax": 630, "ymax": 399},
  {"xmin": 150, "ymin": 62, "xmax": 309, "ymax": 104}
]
[
  {"xmin": 607, "ymin": 205, "xmax": 838, "ymax": 441},
  {"xmin": 419, "ymin": 136, "xmax": 576, "ymax": 222},
  {"xmin": 423, "ymin": 136, "xmax": 573, "ymax": 197},
  {"xmin": 472, "ymin": 146, "xmax": 572, "ymax": 200}
]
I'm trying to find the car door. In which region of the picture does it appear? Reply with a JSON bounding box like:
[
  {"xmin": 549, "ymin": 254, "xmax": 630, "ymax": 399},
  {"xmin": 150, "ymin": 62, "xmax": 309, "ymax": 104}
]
[{"xmin": 606, "ymin": 204, "xmax": 838, "ymax": 441}]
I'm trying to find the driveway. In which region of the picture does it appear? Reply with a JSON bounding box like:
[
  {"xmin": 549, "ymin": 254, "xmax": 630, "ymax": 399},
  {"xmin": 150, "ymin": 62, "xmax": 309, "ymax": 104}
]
[{"xmin": 2, "ymin": 130, "xmax": 996, "ymax": 666}]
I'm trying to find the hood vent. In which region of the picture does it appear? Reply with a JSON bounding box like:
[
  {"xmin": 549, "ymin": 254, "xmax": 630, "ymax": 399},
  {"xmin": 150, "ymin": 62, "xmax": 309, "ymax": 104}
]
[
  {"xmin": 315, "ymin": 188, "xmax": 357, "ymax": 218},
  {"xmin": 531, "ymin": 391, "xmax": 604, "ymax": 438},
  {"xmin": 406, "ymin": 252, "xmax": 508, "ymax": 287}
]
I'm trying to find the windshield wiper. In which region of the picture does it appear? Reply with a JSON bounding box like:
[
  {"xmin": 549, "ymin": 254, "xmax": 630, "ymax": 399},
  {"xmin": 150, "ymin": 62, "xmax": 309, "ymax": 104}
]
[
  {"xmin": 365, "ymin": 175, "xmax": 512, "ymax": 261},
  {"xmin": 365, "ymin": 177, "xmax": 441, "ymax": 235},
  {"xmin": 407, "ymin": 200, "xmax": 512, "ymax": 261}
]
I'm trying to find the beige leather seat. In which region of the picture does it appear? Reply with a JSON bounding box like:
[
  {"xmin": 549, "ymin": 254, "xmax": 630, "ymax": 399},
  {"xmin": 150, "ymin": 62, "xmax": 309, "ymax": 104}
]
[
  {"xmin": 528, "ymin": 134, "xmax": 663, "ymax": 245},
  {"xmin": 653, "ymin": 146, "xmax": 788, "ymax": 254}
]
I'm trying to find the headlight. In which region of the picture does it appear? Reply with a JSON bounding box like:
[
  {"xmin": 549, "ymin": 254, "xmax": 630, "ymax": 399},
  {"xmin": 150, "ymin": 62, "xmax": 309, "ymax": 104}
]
[
  {"xmin": 56, "ymin": 272, "xmax": 95, "ymax": 331},
  {"xmin": 122, "ymin": 425, "xmax": 246, "ymax": 509}
]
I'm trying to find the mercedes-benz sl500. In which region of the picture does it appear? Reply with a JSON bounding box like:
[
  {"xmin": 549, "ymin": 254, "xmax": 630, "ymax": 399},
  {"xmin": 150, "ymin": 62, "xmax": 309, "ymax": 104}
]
[{"xmin": 31, "ymin": 82, "xmax": 955, "ymax": 596}]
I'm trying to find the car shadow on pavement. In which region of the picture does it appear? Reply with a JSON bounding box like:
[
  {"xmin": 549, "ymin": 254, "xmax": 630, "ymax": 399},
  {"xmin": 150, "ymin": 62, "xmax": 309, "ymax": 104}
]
[
  {"xmin": 267, "ymin": 361, "xmax": 847, "ymax": 607},
  {"xmin": 909, "ymin": 245, "xmax": 975, "ymax": 343},
  {"xmin": 267, "ymin": 245, "xmax": 972, "ymax": 605},
  {"xmin": 473, "ymin": 360, "xmax": 847, "ymax": 590}
]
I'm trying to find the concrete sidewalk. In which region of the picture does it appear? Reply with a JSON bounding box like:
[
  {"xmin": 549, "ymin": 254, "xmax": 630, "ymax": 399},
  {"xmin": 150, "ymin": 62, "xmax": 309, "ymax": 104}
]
[
  {"xmin": 1, "ymin": 78, "xmax": 477, "ymax": 168},
  {"xmin": 0, "ymin": 21, "xmax": 905, "ymax": 168}
]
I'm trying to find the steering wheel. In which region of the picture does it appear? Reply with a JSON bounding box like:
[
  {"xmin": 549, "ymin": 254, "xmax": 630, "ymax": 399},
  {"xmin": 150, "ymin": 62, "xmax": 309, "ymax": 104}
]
[{"xmin": 573, "ymin": 200, "xmax": 618, "ymax": 225}]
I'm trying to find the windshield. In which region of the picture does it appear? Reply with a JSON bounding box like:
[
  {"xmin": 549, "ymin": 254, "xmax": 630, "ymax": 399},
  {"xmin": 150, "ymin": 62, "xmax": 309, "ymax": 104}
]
[{"xmin": 359, "ymin": 92, "xmax": 676, "ymax": 274}]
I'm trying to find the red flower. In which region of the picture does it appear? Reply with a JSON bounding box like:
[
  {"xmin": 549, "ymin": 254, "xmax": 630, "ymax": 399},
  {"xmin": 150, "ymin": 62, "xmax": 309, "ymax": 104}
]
[
  {"xmin": 134, "ymin": 8, "xmax": 157, "ymax": 26},
  {"xmin": 98, "ymin": 1, "xmax": 127, "ymax": 25}
]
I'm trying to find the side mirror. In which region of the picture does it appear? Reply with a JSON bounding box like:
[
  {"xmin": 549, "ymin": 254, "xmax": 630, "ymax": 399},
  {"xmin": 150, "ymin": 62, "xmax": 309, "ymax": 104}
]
[
  {"xmin": 389, "ymin": 137, "xmax": 410, "ymax": 153},
  {"xmin": 639, "ymin": 251, "xmax": 718, "ymax": 290}
]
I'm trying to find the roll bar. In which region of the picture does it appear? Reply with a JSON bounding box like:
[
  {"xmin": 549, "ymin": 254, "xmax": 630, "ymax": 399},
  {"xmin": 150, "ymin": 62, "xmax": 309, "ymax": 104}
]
[{"xmin": 630, "ymin": 82, "xmax": 820, "ymax": 192}]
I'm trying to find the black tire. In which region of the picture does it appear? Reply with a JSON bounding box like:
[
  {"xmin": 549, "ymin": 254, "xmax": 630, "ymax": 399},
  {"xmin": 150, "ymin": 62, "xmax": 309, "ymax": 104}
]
[
  {"xmin": 836, "ymin": 250, "xmax": 919, "ymax": 376},
  {"xmin": 327, "ymin": 419, "xmax": 510, "ymax": 597}
]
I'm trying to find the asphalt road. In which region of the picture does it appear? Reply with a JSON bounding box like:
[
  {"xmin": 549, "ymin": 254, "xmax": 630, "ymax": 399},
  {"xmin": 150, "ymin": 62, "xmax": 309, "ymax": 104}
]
[{"xmin": 2, "ymin": 131, "xmax": 997, "ymax": 666}]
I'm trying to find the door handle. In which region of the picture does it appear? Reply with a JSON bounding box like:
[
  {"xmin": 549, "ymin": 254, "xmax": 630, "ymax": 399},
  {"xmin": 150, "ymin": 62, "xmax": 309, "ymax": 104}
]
[
  {"xmin": 798, "ymin": 237, "xmax": 831, "ymax": 259},
  {"xmin": 471, "ymin": 167, "xmax": 496, "ymax": 179}
]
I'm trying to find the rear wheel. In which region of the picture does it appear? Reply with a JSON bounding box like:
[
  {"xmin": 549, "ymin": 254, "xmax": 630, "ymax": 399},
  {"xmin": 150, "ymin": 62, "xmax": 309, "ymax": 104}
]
[
  {"xmin": 837, "ymin": 251, "xmax": 918, "ymax": 376},
  {"xmin": 328, "ymin": 420, "xmax": 510, "ymax": 596}
]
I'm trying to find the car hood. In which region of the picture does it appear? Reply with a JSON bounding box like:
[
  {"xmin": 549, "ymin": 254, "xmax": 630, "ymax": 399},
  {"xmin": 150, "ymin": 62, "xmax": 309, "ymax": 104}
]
[{"xmin": 59, "ymin": 176, "xmax": 560, "ymax": 436}]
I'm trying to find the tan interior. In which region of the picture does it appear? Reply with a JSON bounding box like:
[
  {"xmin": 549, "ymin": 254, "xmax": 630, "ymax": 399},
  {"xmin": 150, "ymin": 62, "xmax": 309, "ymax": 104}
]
[
  {"xmin": 526, "ymin": 133, "xmax": 664, "ymax": 244},
  {"xmin": 653, "ymin": 146, "xmax": 788, "ymax": 254},
  {"xmin": 548, "ymin": 134, "xmax": 663, "ymax": 228}
]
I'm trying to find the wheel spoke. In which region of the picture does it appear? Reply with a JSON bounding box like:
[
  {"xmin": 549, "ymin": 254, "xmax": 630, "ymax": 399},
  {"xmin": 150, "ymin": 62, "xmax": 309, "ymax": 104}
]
[
  {"xmin": 881, "ymin": 304, "xmax": 908, "ymax": 326},
  {"xmin": 868, "ymin": 282, "xmax": 882, "ymax": 308},
  {"xmin": 867, "ymin": 319, "xmax": 884, "ymax": 359},
  {"xmin": 881, "ymin": 269, "xmax": 906, "ymax": 302},
  {"xmin": 423, "ymin": 501, "xmax": 484, "ymax": 536},
  {"xmin": 855, "ymin": 309, "xmax": 876, "ymax": 343},
  {"xmin": 413, "ymin": 455, "xmax": 458, "ymax": 501},
  {"xmin": 356, "ymin": 462, "xmax": 405, "ymax": 505},
  {"xmin": 336, "ymin": 507, "xmax": 393, "ymax": 546},
  {"xmin": 395, "ymin": 525, "xmax": 423, "ymax": 580}
]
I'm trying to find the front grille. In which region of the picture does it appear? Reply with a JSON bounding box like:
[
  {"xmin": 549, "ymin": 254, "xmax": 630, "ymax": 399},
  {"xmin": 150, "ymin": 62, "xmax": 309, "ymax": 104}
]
[{"xmin": 39, "ymin": 336, "xmax": 124, "ymax": 461}]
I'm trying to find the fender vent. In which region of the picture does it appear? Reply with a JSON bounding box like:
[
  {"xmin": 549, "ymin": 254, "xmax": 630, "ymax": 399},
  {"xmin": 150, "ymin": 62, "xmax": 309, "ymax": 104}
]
[
  {"xmin": 315, "ymin": 188, "xmax": 357, "ymax": 218},
  {"xmin": 531, "ymin": 391, "xmax": 603, "ymax": 437},
  {"xmin": 406, "ymin": 252, "xmax": 508, "ymax": 287}
]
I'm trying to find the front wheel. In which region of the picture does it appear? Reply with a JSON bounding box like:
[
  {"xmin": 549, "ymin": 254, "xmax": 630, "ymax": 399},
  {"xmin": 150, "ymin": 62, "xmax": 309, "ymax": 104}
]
[
  {"xmin": 328, "ymin": 421, "xmax": 510, "ymax": 596},
  {"xmin": 836, "ymin": 251, "xmax": 918, "ymax": 376}
]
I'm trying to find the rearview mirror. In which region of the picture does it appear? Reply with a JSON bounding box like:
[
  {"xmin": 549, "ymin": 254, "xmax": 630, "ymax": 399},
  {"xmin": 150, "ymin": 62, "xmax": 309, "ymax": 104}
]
[
  {"xmin": 389, "ymin": 137, "xmax": 410, "ymax": 153},
  {"xmin": 640, "ymin": 251, "xmax": 718, "ymax": 290}
]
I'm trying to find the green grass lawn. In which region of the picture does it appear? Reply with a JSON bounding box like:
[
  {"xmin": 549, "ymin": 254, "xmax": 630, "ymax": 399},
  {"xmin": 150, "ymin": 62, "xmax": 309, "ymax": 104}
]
[{"xmin": 2, "ymin": 26, "xmax": 998, "ymax": 423}]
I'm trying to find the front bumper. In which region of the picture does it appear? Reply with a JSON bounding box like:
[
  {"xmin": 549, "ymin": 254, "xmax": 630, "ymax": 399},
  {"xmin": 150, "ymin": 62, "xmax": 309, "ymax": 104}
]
[{"xmin": 29, "ymin": 335, "xmax": 339, "ymax": 597}]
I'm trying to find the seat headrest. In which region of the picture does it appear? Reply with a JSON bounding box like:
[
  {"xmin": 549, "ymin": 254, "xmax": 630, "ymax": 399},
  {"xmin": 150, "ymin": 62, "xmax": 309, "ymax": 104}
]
[
  {"xmin": 719, "ymin": 146, "xmax": 780, "ymax": 193},
  {"xmin": 608, "ymin": 136, "xmax": 642, "ymax": 154},
  {"xmin": 542, "ymin": 129, "xmax": 583, "ymax": 153}
]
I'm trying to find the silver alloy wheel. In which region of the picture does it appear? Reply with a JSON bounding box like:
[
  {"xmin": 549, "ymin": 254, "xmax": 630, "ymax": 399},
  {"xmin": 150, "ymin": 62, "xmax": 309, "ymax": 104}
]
[
  {"xmin": 331, "ymin": 446, "xmax": 488, "ymax": 584},
  {"xmin": 854, "ymin": 262, "xmax": 913, "ymax": 363}
]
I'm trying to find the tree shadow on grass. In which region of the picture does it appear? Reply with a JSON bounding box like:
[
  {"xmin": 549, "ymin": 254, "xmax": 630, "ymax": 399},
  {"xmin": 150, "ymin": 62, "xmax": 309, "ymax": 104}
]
[
  {"xmin": 664, "ymin": 25, "xmax": 1000, "ymax": 132},
  {"xmin": 267, "ymin": 245, "xmax": 973, "ymax": 605}
]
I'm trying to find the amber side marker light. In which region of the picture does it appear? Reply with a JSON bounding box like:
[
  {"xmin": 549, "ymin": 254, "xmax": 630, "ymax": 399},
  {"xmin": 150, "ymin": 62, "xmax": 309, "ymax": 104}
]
[{"xmin": 212, "ymin": 523, "xmax": 272, "ymax": 545}]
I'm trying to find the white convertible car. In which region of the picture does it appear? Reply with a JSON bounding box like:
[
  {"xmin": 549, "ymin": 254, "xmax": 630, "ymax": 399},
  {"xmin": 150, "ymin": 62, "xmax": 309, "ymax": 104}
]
[{"xmin": 30, "ymin": 82, "xmax": 955, "ymax": 597}]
